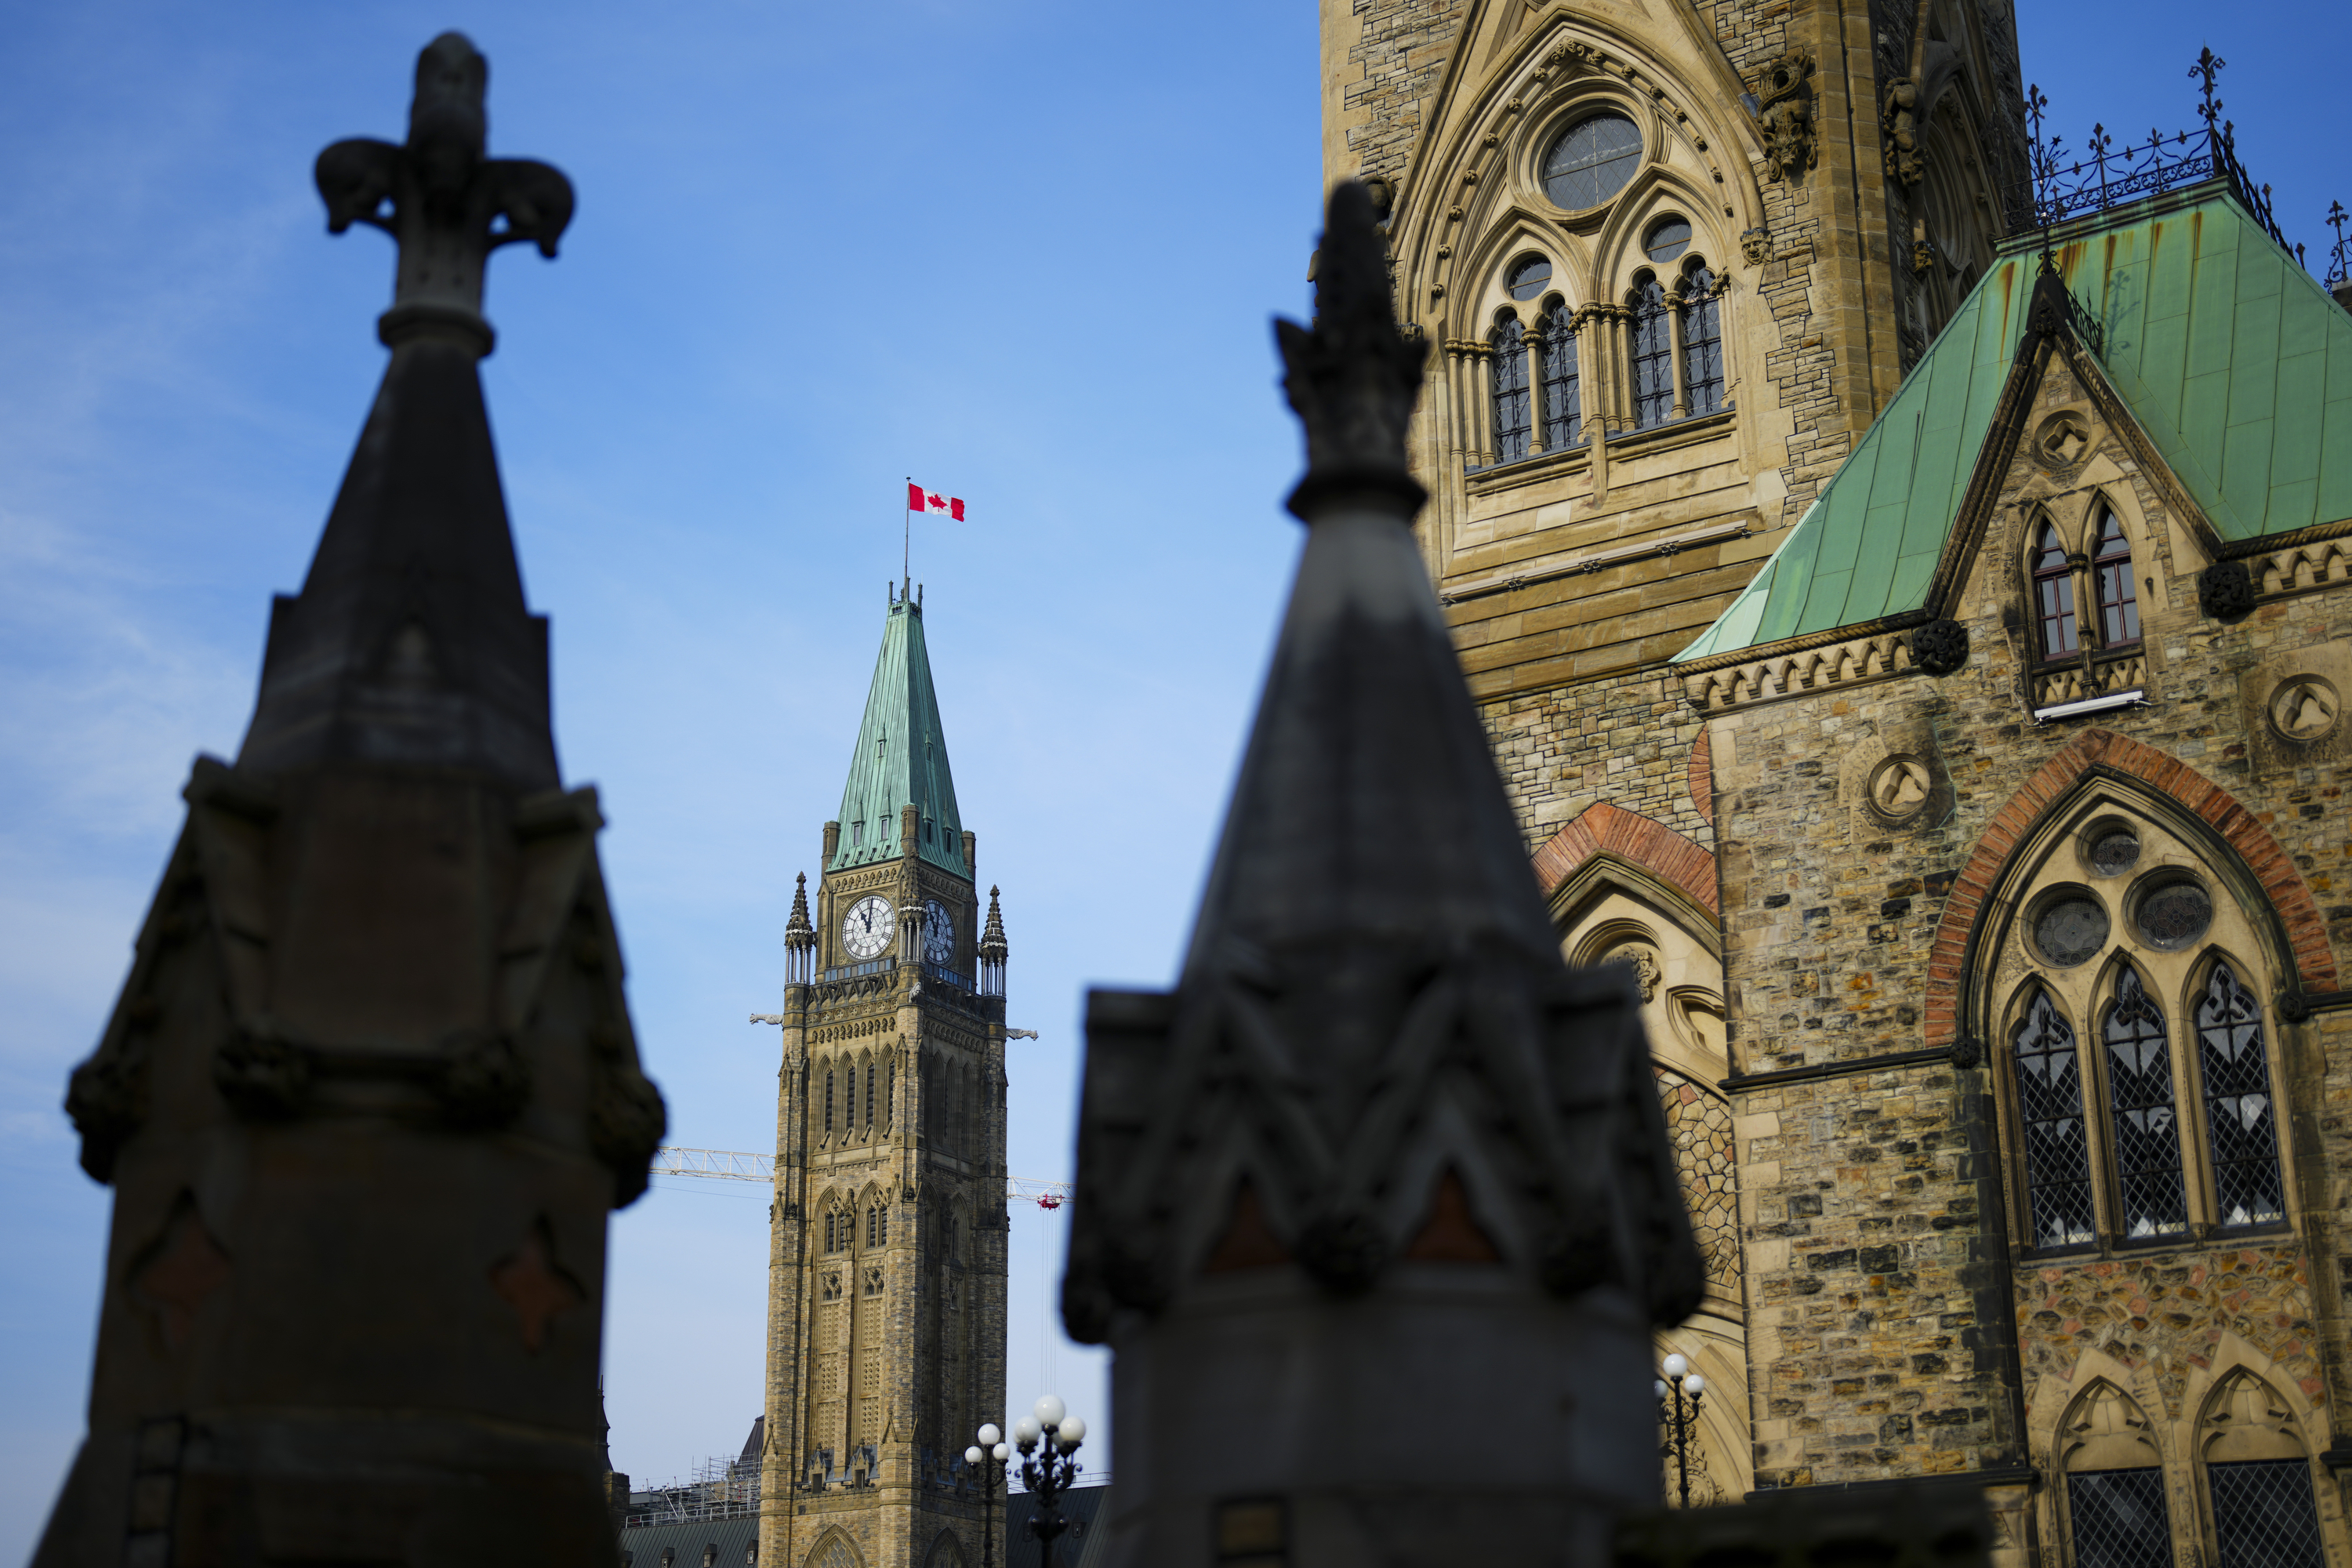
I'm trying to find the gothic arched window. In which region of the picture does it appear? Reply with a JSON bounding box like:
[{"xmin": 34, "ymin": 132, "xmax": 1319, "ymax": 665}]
[
  {"xmin": 1679, "ymin": 262, "xmax": 1725, "ymax": 416},
  {"xmin": 2197, "ymin": 964, "xmax": 2286, "ymax": 1228},
  {"xmin": 2013, "ymin": 987, "xmax": 2095, "ymax": 1247},
  {"xmin": 1490, "ymin": 316, "xmax": 1532, "ymax": 464},
  {"xmin": 1538, "ymin": 302, "xmax": 1581, "ymax": 449},
  {"xmin": 2103, "ymin": 966, "xmax": 2187, "ymax": 1240},
  {"xmin": 2092, "ymin": 506, "xmax": 2140, "ymax": 647},
  {"xmin": 823, "ymin": 1066, "xmax": 836, "ymax": 1135},
  {"xmin": 2059, "ymin": 1382, "xmax": 2171, "ymax": 1568},
  {"xmin": 1629, "ymin": 275, "xmax": 1672, "ymax": 429},
  {"xmin": 2199, "ymin": 1372, "xmax": 2325, "ymax": 1567},
  {"xmin": 2033, "ymin": 522, "xmax": 2079, "ymax": 658},
  {"xmin": 864, "ymin": 1062, "xmax": 877, "ymax": 1129}
]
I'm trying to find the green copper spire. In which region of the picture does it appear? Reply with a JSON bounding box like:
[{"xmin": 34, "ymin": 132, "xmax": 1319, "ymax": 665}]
[{"xmin": 831, "ymin": 586, "xmax": 967, "ymax": 877}]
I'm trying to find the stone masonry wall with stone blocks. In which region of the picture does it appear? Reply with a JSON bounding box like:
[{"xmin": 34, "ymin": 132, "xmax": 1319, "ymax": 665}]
[
  {"xmin": 1480, "ymin": 667, "xmax": 1715, "ymax": 855},
  {"xmin": 1327, "ymin": 0, "xmax": 1468, "ymax": 189},
  {"xmin": 1702, "ymin": 342, "xmax": 2352, "ymax": 1504}
]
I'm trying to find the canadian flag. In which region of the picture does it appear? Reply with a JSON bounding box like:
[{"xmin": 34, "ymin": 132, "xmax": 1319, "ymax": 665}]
[{"xmin": 907, "ymin": 481, "xmax": 965, "ymax": 521}]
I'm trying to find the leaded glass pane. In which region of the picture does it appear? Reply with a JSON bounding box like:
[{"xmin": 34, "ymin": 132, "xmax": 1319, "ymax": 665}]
[
  {"xmin": 2067, "ymin": 1469, "xmax": 2172, "ymax": 1568},
  {"xmin": 1630, "ymin": 278, "xmax": 1673, "ymax": 429},
  {"xmin": 2210, "ymin": 1459, "xmax": 2324, "ymax": 1568},
  {"xmin": 1681, "ymin": 267, "xmax": 1725, "ymax": 416},
  {"xmin": 2105, "ymin": 967, "xmax": 2188, "ymax": 1240},
  {"xmin": 1490, "ymin": 321, "xmax": 1531, "ymax": 464},
  {"xmin": 1540, "ymin": 304, "xmax": 1581, "ymax": 449},
  {"xmin": 2198, "ymin": 964, "xmax": 2285, "ymax": 1228},
  {"xmin": 1541, "ymin": 113, "xmax": 1644, "ymax": 209},
  {"xmin": 2036, "ymin": 896, "xmax": 2110, "ymax": 966},
  {"xmin": 1507, "ymin": 254, "xmax": 1552, "ymax": 299},
  {"xmin": 2015, "ymin": 989, "xmax": 2096, "ymax": 1248},
  {"xmin": 2136, "ymin": 880, "xmax": 2213, "ymax": 949}
]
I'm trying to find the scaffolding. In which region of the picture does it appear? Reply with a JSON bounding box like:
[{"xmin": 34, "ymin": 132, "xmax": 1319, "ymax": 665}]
[{"xmin": 622, "ymin": 1453, "xmax": 761, "ymax": 1526}]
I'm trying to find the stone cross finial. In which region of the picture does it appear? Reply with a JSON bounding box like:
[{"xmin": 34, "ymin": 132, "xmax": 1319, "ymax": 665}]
[
  {"xmin": 315, "ymin": 31, "xmax": 575, "ymax": 356},
  {"xmin": 1272, "ymin": 180, "xmax": 1427, "ymax": 518}
]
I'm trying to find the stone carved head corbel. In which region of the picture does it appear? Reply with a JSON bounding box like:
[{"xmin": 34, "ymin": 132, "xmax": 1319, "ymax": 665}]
[{"xmin": 315, "ymin": 31, "xmax": 575, "ymax": 356}]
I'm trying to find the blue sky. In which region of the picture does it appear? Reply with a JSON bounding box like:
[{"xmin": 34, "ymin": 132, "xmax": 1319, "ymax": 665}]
[{"xmin": 0, "ymin": 2, "xmax": 2337, "ymax": 1553}]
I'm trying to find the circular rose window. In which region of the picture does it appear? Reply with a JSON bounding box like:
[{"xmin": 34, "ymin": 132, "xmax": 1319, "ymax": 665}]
[
  {"xmin": 2134, "ymin": 879, "xmax": 2214, "ymax": 949},
  {"xmin": 1542, "ymin": 112, "xmax": 1644, "ymax": 210},
  {"xmin": 2087, "ymin": 826, "xmax": 2141, "ymax": 877},
  {"xmin": 2034, "ymin": 895, "xmax": 2110, "ymax": 967}
]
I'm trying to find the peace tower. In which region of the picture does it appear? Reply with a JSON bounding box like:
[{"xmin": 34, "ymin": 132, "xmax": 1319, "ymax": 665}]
[{"xmin": 757, "ymin": 583, "xmax": 1010, "ymax": 1568}]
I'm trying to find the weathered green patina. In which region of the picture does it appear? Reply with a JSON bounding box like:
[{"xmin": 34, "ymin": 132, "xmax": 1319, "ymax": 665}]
[
  {"xmin": 831, "ymin": 590, "xmax": 967, "ymax": 876},
  {"xmin": 1675, "ymin": 183, "xmax": 2352, "ymax": 663}
]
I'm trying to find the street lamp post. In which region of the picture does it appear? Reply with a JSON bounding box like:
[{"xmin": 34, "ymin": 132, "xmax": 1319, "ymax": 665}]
[
  {"xmin": 1011, "ymin": 1396, "xmax": 1087, "ymax": 1568},
  {"xmin": 962, "ymin": 1424, "xmax": 1009, "ymax": 1568},
  {"xmin": 1655, "ymin": 1352, "xmax": 1707, "ymax": 1510}
]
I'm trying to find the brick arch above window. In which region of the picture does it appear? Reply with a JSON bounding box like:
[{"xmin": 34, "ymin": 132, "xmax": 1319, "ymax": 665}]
[
  {"xmin": 1530, "ymin": 800, "xmax": 1719, "ymax": 920},
  {"xmin": 1925, "ymin": 728, "xmax": 2337, "ymax": 1054}
]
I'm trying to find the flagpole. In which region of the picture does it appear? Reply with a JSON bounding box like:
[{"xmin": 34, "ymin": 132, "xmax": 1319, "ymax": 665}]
[{"xmin": 902, "ymin": 477, "xmax": 910, "ymax": 590}]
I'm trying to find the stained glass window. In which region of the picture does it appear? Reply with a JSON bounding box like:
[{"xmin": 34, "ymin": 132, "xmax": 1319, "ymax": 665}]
[
  {"xmin": 1645, "ymin": 216, "xmax": 1693, "ymax": 263},
  {"xmin": 1490, "ymin": 318, "xmax": 1531, "ymax": 464},
  {"xmin": 2034, "ymin": 522, "xmax": 2079, "ymax": 658},
  {"xmin": 1540, "ymin": 303, "xmax": 1581, "ymax": 450},
  {"xmin": 1680, "ymin": 264, "xmax": 1725, "ymax": 416},
  {"xmin": 2015, "ymin": 989, "xmax": 2096, "ymax": 1248},
  {"xmin": 1507, "ymin": 254, "xmax": 1553, "ymax": 300},
  {"xmin": 2104, "ymin": 967, "xmax": 2188, "ymax": 1240},
  {"xmin": 2094, "ymin": 507, "xmax": 2140, "ymax": 646},
  {"xmin": 2198, "ymin": 964, "xmax": 2285, "ymax": 1228},
  {"xmin": 1542, "ymin": 112, "xmax": 1644, "ymax": 209},
  {"xmin": 1630, "ymin": 276, "xmax": 1673, "ymax": 429},
  {"xmin": 2067, "ymin": 1468, "xmax": 2172, "ymax": 1568}
]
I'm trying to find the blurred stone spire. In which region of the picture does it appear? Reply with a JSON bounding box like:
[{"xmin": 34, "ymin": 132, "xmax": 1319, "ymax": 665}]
[
  {"xmin": 238, "ymin": 31, "xmax": 573, "ymax": 788},
  {"xmin": 40, "ymin": 35, "xmax": 658, "ymax": 1566},
  {"xmin": 1065, "ymin": 183, "xmax": 1701, "ymax": 1567}
]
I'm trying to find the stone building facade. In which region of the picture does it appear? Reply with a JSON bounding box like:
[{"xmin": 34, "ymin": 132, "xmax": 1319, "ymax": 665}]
[
  {"xmin": 757, "ymin": 586, "xmax": 1011, "ymax": 1568},
  {"xmin": 1320, "ymin": 4, "xmax": 2352, "ymax": 1563},
  {"xmin": 1317, "ymin": 0, "xmax": 2029, "ymax": 1508}
]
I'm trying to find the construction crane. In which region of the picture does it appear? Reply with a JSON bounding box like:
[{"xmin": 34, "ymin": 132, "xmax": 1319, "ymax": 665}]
[{"xmin": 650, "ymin": 1147, "xmax": 1071, "ymax": 1210}]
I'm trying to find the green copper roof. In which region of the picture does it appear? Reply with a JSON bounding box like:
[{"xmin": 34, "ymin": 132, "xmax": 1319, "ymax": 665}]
[
  {"xmin": 1675, "ymin": 183, "xmax": 2352, "ymax": 664},
  {"xmin": 830, "ymin": 590, "xmax": 967, "ymax": 877}
]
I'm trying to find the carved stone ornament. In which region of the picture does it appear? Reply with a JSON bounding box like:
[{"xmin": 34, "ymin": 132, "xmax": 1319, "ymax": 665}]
[
  {"xmin": 1866, "ymin": 757, "xmax": 1935, "ymax": 823},
  {"xmin": 2268, "ymin": 676, "xmax": 2341, "ymax": 741},
  {"xmin": 2199, "ymin": 559, "xmax": 2256, "ymax": 621},
  {"xmin": 1275, "ymin": 181, "xmax": 1429, "ymax": 520},
  {"xmin": 1740, "ymin": 226, "xmax": 1772, "ymax": 263},
  {"xmin": 1911, "ymin": 618, "xmax": 1971, "ymax": 675},
  {"xmin": 1755, "ymin": 48, "xmax": 1818, "ymax": 182},
  {"xmin": 1947, "ymin": 1036, "xmax": 1984, "ymax": 1070},
  {"xmin": 315, "ymin": 31, "xmax": 575, "ymax": 356},
  {"xmin": 1882, "ymin": 77, "xmax": 1924, "ymax": 185}
]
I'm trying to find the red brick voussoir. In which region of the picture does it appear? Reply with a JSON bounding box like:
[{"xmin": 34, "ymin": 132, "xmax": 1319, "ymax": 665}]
[
  {"xmin": 1531, "ymin": 800, "xmax": 1719, "ymax": 916},
  {"xmin": 1922, "ymin": 728, "xmax": 2337, "ymax": 1052}
]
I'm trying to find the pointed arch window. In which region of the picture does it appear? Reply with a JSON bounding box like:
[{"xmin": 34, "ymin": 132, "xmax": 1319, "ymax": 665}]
[
  {"xmin": 1489, "ymin": 317, "xmax": 1532, "ymax": 464},
  {"xmin": 2060, "ymin": 1381, "xmax": 2171, "ymax": 1568},
  {"xmin": 823, "ymin": 1067, "xmax": 836, "ymax": 1135},
  {"xmin": 1629, "ymin": 275, "xmax": 1673, "ymax": 429},
  {"xmin": 2033, "ymin": 523, "xmax": 2079, "ymax": 658},
  {"xmin": 2200, "ymin": 1373, "xmax": 2325, "ymax": 1567},
  {"xmin": 2197, "ymin": 964, "xmax": 2285, "ymax": 1228},
  {"xmin": 1538, "ymin": 303, "xmax": 1581, "ymax": 449},
  {"xmin": 1679, "ymin": 263, "xmax": 1725, "ymax": 416},
  {"xmin": 865, "ymin": 1062, "xmax": 876, "ymax": 1129},
  {"xmin": 2013, "ymin": 988, "xmax": 2096, "ymax": 1248},
  {"xmin": 2103, "ymin": 967, "xmax": 2188, "ymax": 1240},
  {"xmin": 2093, "ymin": 506, "xmax": 2140, "ymax": 647}
]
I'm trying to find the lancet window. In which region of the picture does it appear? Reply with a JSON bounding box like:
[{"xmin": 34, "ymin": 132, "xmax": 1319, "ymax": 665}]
[
  {"xmin": 2198, "ymin": 1372, "xmax": 2325, "ymax": 1566},
  {"xmin": 1490, "ymin": 315, "xmax": 1533, "ymax": 464},
  {"xmin": 1678, "ymin": 262, "xmax": 1724, "ymax": 416},
  {"xmin": 1998, "ymin": 806, "xmax": 2292, "ymax": 1254},
  {"xmin": 2092, "ymin": 506, "xmax": 2140, "ymax": 647},
  {"xmin": 1538, "ymin": 302, "xmax": 1581, "ymax": 449},
  {"xmin": 2059, "ymin": 1382, "xmax": 2170, "ymax": 1568},
  {"xmin": 2033, "ymin": 522, "xmax": 2080, "ymax": 658},
  {"xmin": 1628, "ymin": 275, "xmax": 1674, "ymax": 429},
  {"xmin": 823, "ymin": 1066, "xmax": 837, "ymax": 1136}
]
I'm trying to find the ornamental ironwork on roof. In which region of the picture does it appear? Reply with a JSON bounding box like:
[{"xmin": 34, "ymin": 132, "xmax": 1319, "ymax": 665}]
[{"xmin": 830, "ymin": 585, "xmax": 967, "ymax": 877}]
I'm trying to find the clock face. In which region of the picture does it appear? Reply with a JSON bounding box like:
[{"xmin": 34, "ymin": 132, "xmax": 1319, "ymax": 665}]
[
  {"xmin": 842, "ymin": 895, "xmax": 896, "ymax": 960},
  {"xmin": 924, "ymin": 899, "xmax": 956, "ymax": 967}
]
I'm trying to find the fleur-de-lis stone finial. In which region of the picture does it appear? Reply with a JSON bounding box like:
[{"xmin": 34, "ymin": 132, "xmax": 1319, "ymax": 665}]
[
  {"xmin": 1273, "ymin": 180, "xmax": 1428, "ymax": 520},
  {"xmin": 314, "ymin": 32, "xmax": 574, "ymax": 356}
]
